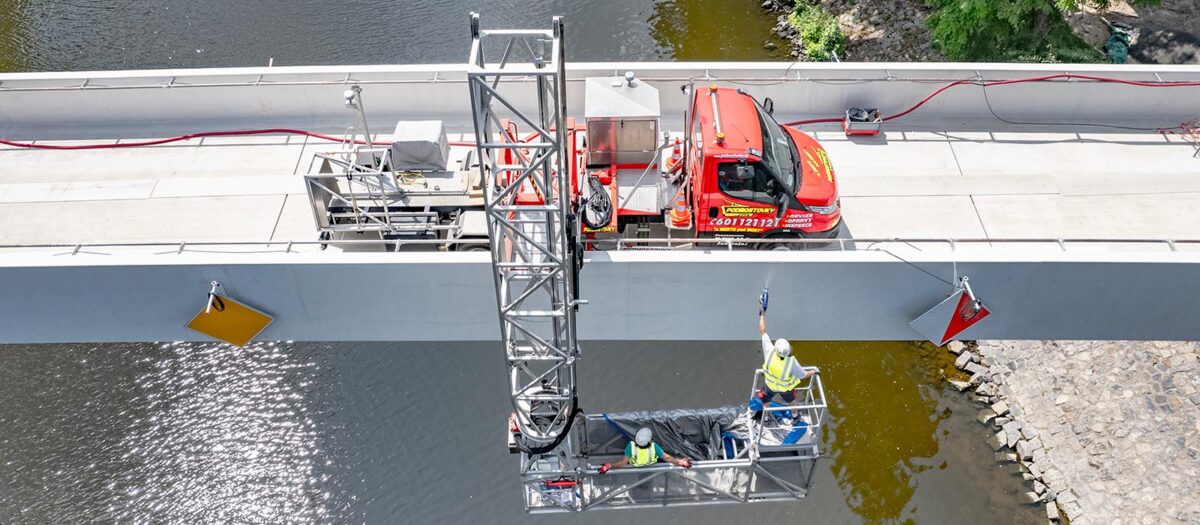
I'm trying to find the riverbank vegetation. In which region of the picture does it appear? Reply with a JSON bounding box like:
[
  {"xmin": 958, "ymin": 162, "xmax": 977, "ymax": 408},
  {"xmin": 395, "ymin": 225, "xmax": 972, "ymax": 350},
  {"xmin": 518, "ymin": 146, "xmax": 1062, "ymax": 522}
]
[
  {"xmin": 924, "ymin": 0, "xmax": 1160, "ymax": 62},
  {"xmin": 786, "ymin": 2, "xmax": 846, "ymax": 61},
  {"xmin": 768, "ymin": 0, "xmax": 1183, "ymax": 64}
]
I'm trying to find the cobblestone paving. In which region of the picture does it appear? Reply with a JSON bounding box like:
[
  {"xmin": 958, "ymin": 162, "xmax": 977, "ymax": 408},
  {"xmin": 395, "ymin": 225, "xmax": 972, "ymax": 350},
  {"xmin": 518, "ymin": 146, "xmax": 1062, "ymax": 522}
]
[{"xmin": 974, "ymin": 341, "xmax": 1200, "ymax": 524}]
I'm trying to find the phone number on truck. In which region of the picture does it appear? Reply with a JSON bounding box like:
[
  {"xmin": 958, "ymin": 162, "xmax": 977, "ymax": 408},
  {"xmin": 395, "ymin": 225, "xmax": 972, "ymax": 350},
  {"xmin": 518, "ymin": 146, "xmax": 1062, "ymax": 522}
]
[{"xmin": 711, "ymin": 217, "xmax": 780, "ymax": 228}]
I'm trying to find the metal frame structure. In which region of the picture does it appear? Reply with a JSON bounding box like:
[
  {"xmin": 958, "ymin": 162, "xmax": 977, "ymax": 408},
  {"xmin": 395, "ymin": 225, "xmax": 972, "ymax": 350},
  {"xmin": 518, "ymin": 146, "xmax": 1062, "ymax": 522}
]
[
  {"xmin": 303, "ymin": 85, "xmax": 427, "ymax": 237},
  {"xmin": 305, "ymin": 149, "xmax": 439, "ymax": 235},
  {"xmin": 522, "ymin": 369, "xmax": 827, "ymax": 513},
  {"xmin": 467, "ymin": 13, "xmax": 582, "ymax": 450},
  {"xmin": 303, "ymin": 150, "xmax": 484, "ymax": 239}
]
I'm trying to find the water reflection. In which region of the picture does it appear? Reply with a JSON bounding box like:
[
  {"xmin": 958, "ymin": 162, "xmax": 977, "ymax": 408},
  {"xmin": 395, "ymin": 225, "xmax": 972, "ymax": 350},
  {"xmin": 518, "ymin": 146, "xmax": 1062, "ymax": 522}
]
[
  {"xmin": 0, "ymin": 342, "xmax": 340, "ymax": 523},
  {"xmin": 648, "ymin": 0, "xmax": 789, "ymax": 60},
  {"xmin": 0, "ymin": 0, "xmax": 792, "ymax": 72},
  {"xmin": 795, "ymin": 341, "xmax": 961, "ymax": 523},
  {"xmin": 0, "ymin": 0, "xmax": 29, "ymax": 71},
  {"xmin": 107, "ymin": 342, "xmax": 332, "ymax": 522},
  {"xmin": 0, "ymin": 341, "xmax": 1038, "ymax": 524}
]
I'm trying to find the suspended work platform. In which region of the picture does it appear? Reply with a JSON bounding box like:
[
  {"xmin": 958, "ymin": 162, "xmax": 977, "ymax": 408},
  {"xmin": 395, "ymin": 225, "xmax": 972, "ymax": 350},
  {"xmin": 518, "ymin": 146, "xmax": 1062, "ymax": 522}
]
[{"xmin": 520, "ymin": 370, "xmax": 827, "ymax": 513}]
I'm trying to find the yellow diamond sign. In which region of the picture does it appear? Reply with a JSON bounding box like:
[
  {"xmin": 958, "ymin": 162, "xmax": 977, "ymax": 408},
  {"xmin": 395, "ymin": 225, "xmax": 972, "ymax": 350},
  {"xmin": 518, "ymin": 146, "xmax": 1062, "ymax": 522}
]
[{"xmin": 186, "ymin": 294, "xmax": 274, "ymax": 347}]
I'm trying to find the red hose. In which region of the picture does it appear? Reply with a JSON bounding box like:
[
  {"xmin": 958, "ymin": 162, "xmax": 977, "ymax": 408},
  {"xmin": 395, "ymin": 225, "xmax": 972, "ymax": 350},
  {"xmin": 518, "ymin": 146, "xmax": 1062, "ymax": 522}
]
[
  {"xmin": 784, "ymin": 73, "xmax": 1200, "ymax": 127},
  {"xmin": 0, "ymin": 128, "xmax": 476, "ymax": 150}
]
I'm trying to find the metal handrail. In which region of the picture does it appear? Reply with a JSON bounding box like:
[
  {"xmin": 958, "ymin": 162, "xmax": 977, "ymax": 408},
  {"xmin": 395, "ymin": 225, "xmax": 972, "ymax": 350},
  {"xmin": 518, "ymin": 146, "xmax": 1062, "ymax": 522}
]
[
  {"xmin": 0, "ymin": 239, "xmax": 488, "ymax": 250},
  {"xmin": 596, "ymin": 237, "xmax": 1200, "ymax": 250},
  {"xmin": 4, "ymin": 68, "xmax": 1194, "ymax": 93},
  {"xmin": 746, "ymin": 369, "xmax": 827, "ymax": 461},
  {"xmin": 0, "ymin": 236, "xmax": 1196, "ymax": 253}
]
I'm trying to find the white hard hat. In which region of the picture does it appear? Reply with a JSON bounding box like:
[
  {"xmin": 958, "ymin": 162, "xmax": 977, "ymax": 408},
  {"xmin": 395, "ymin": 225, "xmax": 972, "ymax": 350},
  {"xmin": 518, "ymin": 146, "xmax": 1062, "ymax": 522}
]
[
  {"xmin": 774, "ymin": 338, "xmax": 792, "ymax": 358},
  {"xmin": 635, "ymin": 427, "xmax": 652, "ymax": 447}
]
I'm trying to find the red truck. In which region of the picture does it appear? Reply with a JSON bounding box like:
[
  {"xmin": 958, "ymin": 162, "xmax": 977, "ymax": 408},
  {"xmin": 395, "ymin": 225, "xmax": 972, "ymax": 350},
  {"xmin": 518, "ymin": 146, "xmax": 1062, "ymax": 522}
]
[
  {"xmin": 679, "ymin": 85, "xmax": 842, "ymax": 249},
  {"xmin": 576, "ymin": 81, "xmax": 841, "ymax": 250}
]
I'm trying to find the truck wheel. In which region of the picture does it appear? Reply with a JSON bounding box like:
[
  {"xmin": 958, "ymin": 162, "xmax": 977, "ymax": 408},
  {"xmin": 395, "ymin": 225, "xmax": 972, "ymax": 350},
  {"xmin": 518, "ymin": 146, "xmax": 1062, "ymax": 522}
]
[
  {"xmin": 455, "ymin": 238, "xmax": 490, "ymax": 252},
  {"xmin": 757, "ymin": 235, "xmax": 802, "ymax": 251}
]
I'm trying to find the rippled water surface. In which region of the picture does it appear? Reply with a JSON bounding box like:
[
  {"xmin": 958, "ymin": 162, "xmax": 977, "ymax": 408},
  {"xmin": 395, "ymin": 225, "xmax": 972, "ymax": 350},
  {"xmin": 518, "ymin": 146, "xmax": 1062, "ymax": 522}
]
[
  {"xmin": 0, "ymin": 341, "xmax": 1041, "ymax": 524},
  {"xmin": 0, "ymin": 0, "xmax": 790, "ymax": 72}
]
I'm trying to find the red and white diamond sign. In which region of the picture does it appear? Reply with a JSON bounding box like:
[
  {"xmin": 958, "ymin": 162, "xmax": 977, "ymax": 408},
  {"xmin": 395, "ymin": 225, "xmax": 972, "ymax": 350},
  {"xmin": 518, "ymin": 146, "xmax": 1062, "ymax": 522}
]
[{"xmin": 910, "ymin": 288, "xmax": 991, "ymax": 346}]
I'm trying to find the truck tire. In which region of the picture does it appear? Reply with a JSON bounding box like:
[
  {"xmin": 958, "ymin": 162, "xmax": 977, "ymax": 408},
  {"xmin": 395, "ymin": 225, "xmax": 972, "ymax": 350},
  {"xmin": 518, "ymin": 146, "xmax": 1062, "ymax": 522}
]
[
  {"xmin": 757, "ymin": 234, "xmax": 801, "ymax": 251},
  {"xmin": 456, "ymin": 238, "xmax": 490, "ymax": 252}
]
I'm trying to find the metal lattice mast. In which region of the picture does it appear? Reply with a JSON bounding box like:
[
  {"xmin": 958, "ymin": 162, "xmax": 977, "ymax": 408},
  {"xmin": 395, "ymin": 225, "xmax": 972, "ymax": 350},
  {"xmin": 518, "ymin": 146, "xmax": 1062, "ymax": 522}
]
[{"xmin": 467, "ymin": 13, "xmax": 581, "ymax": 447}]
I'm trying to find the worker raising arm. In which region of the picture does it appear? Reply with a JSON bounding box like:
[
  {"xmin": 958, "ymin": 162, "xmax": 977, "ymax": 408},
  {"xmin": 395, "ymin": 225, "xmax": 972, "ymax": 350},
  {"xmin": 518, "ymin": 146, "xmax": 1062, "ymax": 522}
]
[
  {"xmin": 757, "ymin": 289, "xmax": 817, "ymax": 407},
  {"xmin": 599, "ymin": 427, "xmax": 692, "ymax": 473}
]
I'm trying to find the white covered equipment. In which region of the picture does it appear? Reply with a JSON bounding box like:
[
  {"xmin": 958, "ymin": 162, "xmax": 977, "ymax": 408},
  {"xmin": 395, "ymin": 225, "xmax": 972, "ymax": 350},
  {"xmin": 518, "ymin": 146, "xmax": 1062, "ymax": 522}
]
[{"xmin": 390, "ymin": 120, "xmax": 450, "ymax": 171}]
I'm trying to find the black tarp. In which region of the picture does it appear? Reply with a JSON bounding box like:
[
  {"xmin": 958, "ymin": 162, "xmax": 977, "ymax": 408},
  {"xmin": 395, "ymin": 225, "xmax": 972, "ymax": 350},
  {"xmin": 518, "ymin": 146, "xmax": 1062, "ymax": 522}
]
[{"xmin": 585, "ymin": 405, "xmax": 745, "ymax": 461}]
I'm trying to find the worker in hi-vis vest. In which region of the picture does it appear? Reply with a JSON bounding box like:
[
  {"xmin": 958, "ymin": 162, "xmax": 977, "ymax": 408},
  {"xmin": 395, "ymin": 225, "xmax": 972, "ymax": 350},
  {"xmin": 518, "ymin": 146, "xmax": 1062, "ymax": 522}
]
[
  {"xmin": 598, "ymin": 427, "xmax": 692, "ymax": 473},
  {"xmin": 757, "ymin": 289, "xmax": 818, "ymax": 406}
]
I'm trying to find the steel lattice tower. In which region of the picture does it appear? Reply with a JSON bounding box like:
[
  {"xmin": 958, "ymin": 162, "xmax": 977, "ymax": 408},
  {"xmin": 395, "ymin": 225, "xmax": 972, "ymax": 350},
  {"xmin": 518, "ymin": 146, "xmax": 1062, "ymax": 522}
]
[{"xmin": 467, "ymin": 13, "xmax": 582, "ymax": 450}]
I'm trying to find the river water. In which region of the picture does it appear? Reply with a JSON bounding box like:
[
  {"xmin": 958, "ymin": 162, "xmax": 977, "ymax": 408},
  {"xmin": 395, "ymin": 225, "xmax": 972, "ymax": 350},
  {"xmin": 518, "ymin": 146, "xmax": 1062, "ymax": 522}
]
[
  {"xmin": 0, "ymin": 340, "xmax": 1040, "ymax": 524},
  {"xmin": 0, "ymin": 0, "xmax": 790, "ymax": 72},
  {"xmin": 1, "ymin": 1, "xmax": 1040, "ymax": 523}
]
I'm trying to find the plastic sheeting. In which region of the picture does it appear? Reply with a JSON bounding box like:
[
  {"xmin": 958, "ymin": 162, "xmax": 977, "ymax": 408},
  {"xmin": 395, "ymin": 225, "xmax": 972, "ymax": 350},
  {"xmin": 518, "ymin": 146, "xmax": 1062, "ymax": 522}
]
[
  {"xmin": 588, "ymin": 406, "xmax": 747, "ymax": 461},
  {"xmin": 389, "ymin": 120, "xmax": 449, "ymax": 171}
]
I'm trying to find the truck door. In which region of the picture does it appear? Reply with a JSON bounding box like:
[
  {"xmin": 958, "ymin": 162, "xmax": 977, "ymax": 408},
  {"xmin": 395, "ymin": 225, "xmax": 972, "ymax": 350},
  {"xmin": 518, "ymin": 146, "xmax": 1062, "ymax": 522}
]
[{"xmin": 705, "ymin": 160, "xmax": 783, "ymax": 236}]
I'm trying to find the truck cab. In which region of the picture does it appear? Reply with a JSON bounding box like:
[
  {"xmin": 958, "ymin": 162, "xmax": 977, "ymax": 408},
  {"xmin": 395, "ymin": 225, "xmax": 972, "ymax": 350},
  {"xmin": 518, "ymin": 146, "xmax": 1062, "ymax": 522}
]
[{"xmin": 685, "ymin": 85, "xmax": 841, "ymax": 248}]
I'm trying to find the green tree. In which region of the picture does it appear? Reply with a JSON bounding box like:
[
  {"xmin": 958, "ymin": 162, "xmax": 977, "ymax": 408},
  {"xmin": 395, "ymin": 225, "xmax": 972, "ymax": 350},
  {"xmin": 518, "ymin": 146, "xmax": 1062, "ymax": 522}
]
[
  {"xmin": 787, "ymin": 3, "xmax": 846, "ymax": 61},
  {"xmin": 925, "ymin": 0, "xmax": 1160, "ymax": 61}
]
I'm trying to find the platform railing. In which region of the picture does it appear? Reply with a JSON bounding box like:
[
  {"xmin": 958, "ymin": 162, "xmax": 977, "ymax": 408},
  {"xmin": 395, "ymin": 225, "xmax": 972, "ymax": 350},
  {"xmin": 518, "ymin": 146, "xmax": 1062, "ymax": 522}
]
[
  {"xmin": 304, "ymin": 149, "xmax": 465, "ymax": 235},
  {"xmin": 745, "ymin": 369, "xmax": 827, "ymax": 462},
  {"xmin": 520, "ymin": 365, "xmax": 829, "ymax": 513},
  {"xmin": 562, "ymin": 459, "xmax": 815, "ymax": 512},
  {"xmin": 522, "ymin": 423, "xmax": 822, "ymax": 512}
]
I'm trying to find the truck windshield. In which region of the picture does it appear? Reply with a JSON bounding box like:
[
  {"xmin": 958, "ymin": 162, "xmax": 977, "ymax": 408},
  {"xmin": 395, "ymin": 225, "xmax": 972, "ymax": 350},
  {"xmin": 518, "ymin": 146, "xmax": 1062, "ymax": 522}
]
[{"xmin": 753, "ymin": 102, "xmax": 799, "ymax": 195}]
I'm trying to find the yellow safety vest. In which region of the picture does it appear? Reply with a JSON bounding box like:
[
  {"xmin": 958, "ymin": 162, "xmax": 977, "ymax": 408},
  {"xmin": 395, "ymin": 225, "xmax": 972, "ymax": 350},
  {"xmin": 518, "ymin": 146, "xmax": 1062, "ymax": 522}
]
[
  {"xmin": 763, "ymin": 353, "xmax": 801, "ymax": 392},
  {"xmin": 628, "ymin": 443, "xmax": 660, "ymax": 467}
]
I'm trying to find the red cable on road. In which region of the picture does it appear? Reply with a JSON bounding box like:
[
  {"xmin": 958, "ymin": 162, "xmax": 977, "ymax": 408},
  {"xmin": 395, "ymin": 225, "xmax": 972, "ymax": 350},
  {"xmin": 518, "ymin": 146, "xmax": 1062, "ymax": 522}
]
[
  {"xmin": 783, "ymin": 73, "xmax": 1200, "ymax": 127},
  {"xmin": 0, "ymin": 128, "xmax": 476, "ymax": 150}
]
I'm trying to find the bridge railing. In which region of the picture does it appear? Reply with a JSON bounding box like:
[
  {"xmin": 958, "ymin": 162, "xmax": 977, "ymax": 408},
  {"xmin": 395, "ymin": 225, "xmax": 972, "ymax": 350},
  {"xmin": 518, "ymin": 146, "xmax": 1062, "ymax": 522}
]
[{"xmin": 0, "ymin": 237, "xmax": 1196, "ymax": 256}]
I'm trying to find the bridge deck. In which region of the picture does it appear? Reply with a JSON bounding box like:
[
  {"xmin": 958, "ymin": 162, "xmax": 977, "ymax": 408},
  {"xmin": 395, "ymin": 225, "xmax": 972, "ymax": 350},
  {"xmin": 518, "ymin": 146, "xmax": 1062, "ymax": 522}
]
[{"xmin": 2, "ymin": 126, "xmax": 1198, "ymax": 251}]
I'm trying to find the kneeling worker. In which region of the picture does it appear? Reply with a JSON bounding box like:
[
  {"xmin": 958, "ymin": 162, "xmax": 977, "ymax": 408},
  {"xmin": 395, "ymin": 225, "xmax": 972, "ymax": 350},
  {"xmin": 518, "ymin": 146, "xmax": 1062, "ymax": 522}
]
[
  {"xmin": 757, "ymin": 289, "xmax": 817, "ymax": 406},
  {"xmin": 599, "ymin": 427, "xmax": 692, "ymax": 473}
]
